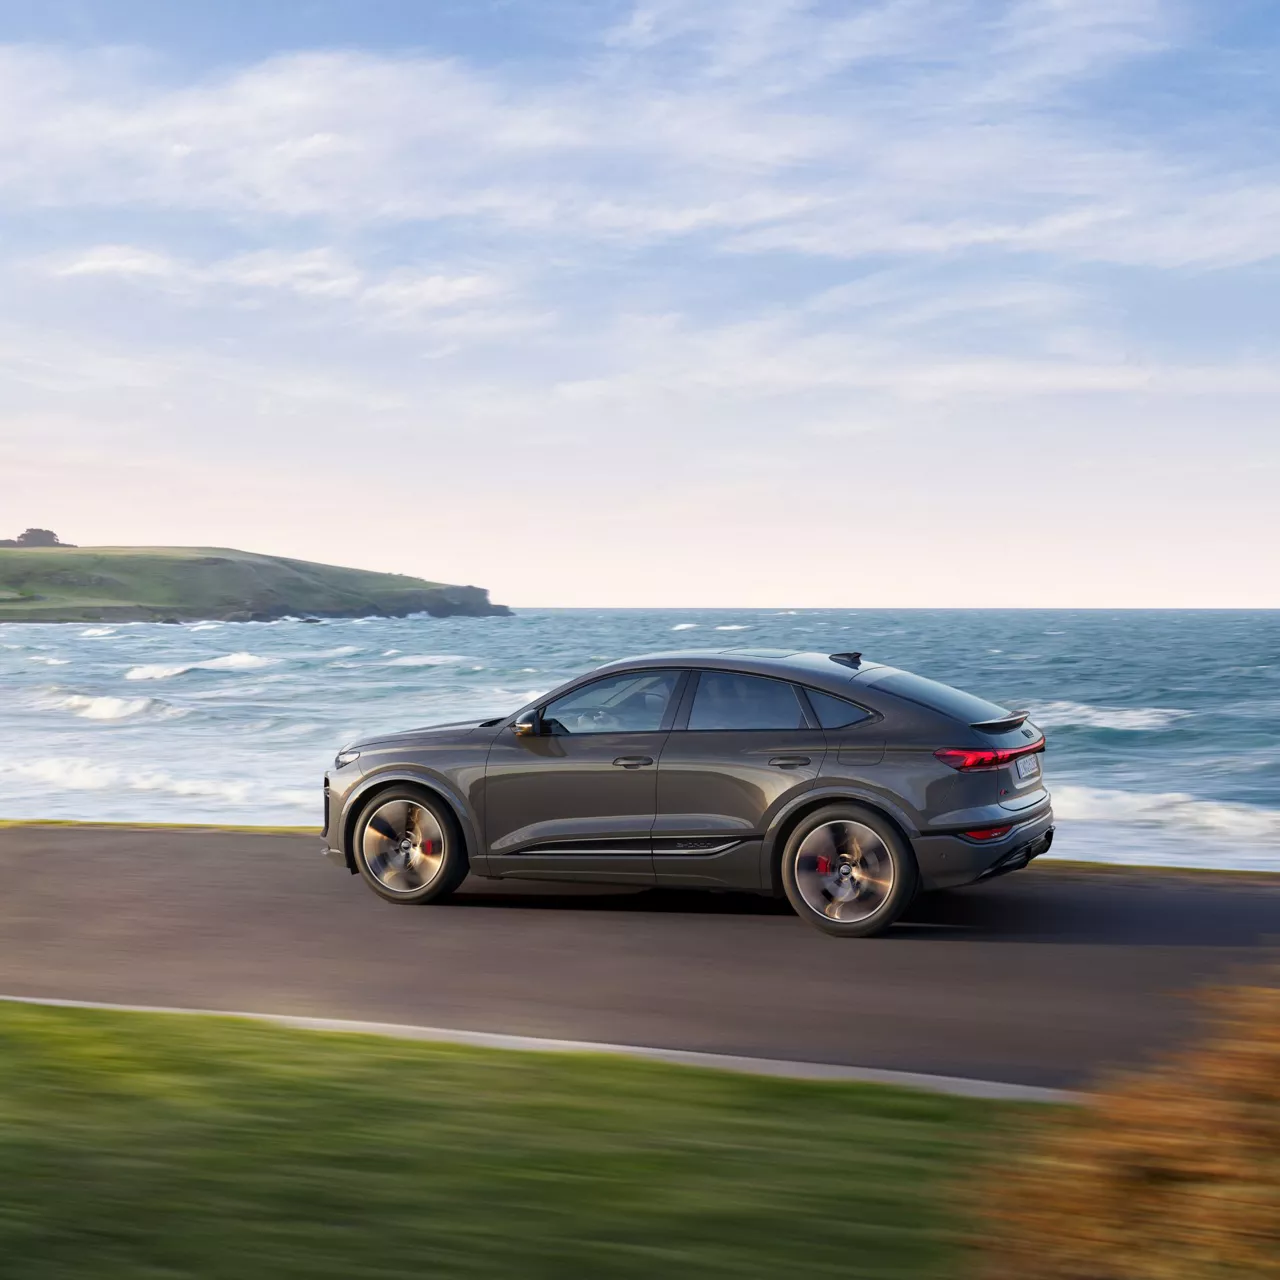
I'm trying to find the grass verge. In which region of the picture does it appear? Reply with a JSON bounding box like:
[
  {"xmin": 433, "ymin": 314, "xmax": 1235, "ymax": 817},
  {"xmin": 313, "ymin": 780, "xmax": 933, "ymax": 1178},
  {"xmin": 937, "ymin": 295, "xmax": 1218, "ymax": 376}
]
[
  {"xmin": 0, "ymin": 819, "xmax": 318, "ymax": 835},
  {"xmin": 0, "ymin": 1003, "xmax": 1018, "ymax": 1279}
]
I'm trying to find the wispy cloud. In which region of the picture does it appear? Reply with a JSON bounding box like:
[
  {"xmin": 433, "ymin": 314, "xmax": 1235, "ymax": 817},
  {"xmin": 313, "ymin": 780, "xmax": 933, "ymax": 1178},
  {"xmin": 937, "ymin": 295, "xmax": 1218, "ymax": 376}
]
[
  {"xmin": 0, "ymin": 3, "xmax": 1274, "ymax": 269},
  {"xmin": 48, "ymin": 244, "xmax": 504, "ymax": 316}
]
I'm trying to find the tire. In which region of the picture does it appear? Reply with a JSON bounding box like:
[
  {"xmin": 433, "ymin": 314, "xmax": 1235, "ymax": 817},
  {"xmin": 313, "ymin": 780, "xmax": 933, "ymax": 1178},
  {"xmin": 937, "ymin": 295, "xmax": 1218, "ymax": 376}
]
[
  {"xmin": 780, "ymin": 804, "xmax": 918, "ymax": 937},
  {"xmin": 352, "ymin": 787, "xmax": 469, "ymax": 905}
]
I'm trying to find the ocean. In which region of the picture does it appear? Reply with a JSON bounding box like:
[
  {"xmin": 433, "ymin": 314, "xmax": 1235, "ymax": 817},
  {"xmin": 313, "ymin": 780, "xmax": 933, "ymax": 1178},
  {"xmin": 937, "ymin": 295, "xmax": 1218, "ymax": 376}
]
[{"xmin": 3, "ymin": 609, "xmax": 1278, "ymax": 871}]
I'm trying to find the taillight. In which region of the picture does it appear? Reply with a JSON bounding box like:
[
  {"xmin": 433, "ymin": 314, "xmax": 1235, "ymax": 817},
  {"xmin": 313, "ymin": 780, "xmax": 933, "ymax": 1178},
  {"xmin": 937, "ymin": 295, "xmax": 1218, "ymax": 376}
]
[
  {"xmin": 934, "ymin": 737, "xmax": 1045, "ymax": 771},
  {"xmin": 961, "ymin": 825, "xmax": 1013, "ymax": 841}
]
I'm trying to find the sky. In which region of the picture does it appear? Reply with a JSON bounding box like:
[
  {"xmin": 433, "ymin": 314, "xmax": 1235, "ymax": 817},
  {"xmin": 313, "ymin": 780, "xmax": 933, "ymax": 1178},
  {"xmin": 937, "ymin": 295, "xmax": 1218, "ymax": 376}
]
[{"xmin": 1, "ymin": 0, "xmax": 1278, "ymax": 608}]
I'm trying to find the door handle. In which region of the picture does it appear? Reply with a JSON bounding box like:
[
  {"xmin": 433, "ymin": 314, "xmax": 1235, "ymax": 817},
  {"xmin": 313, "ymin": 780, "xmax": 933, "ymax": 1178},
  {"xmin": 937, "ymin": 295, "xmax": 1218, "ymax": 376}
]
[
  {"xmin": 613, "ymin": 755, "xmax": 654, "ymax": 768},
  {"xmin": 769, "ymin": 756, "xmax": 811, "ymax": 769}
]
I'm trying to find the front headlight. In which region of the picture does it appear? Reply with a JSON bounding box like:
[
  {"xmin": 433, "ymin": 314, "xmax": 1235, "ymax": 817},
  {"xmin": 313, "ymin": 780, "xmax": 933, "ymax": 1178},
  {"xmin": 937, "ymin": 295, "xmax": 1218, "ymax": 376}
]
[{"xmin": 334, "ymin": 748, "xmax": 361, "ymax": 769}]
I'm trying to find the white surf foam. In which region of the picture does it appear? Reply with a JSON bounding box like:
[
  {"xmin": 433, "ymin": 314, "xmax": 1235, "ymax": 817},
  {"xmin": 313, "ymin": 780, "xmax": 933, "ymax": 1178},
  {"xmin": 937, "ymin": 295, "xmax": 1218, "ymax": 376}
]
[
  {"xmin": 36, "ymin": 692, "xmax": 174, "ymax": 722},
  {"xmin": 671, "ymin": 623, "xmax": 699, "ymax": 631},
  {"xmin": 28, "ymin": 655, "xmax": 70, "ymax": 665},
  {"xmin": 79, "ymin": 627, "xmax": 116, "ymax": 638},
  {"xmin": 1033, "ymin": 701, "xmax": 1192, "ymax": 731},
  {"xmin": 125, "ymin": 652, "xmax": 279, "ymax": 681},
  {"xmin": 714, "ymin": 624, "xmax": 750, "ymax": 631},
  {"xmin": 385, "ymin": 654, "xmax": 468, "ymax": 667},
  {"xmin": 2, "ymin": 757, "xmax": 252, "ymax": 804},
  {"xmin": 305, "ymin": 645, "xmax": 361, "ymax": 660},
  {"xmin": 1053, "ymin": 784, "xmax": 1280, "ymax": 844}
]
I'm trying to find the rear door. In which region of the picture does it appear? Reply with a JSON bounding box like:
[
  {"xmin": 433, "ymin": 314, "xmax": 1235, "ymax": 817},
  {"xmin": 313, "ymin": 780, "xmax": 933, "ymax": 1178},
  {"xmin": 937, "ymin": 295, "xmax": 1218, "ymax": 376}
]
[
  {"xmin": 654, "ymin": 669, "xmax": 827, "ymax": 888},
  {"xmin": 484, "ymin": 668, "xmax": 687, "ymax": 884}
]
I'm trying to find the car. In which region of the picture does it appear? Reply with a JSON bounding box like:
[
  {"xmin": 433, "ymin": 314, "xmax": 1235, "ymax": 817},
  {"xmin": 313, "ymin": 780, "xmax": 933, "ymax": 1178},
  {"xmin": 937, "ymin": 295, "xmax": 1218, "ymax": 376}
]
[{"xmin": 322, "ymin": 649, "xmax": 1054, "ymax": 937}]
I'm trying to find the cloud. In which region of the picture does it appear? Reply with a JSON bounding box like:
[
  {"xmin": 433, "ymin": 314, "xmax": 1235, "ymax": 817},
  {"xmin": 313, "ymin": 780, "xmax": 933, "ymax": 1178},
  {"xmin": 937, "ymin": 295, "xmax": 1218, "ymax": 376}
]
[
  {"xmin": 0, "ymin": 3, "xmax": 1275, "ymax": 270},
  {"xmin": 45, "ymin": 244, "xmax": 506, "ymax": 322}
]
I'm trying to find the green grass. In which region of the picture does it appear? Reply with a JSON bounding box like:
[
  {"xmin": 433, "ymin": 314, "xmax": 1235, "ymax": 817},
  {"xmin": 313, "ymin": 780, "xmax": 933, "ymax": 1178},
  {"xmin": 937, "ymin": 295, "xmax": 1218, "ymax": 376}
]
[
  {"xmin": 0, "ymin": 1004, "xmax": 1014, "ymax": 1279},
  {"xmin": 0, "ymin": 545, "xmax": 506, "ymax": 622}
]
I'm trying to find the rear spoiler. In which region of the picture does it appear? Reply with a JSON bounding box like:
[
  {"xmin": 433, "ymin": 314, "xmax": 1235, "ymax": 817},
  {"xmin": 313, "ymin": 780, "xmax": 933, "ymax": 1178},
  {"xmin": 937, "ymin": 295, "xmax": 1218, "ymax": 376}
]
[{"xmin": 971, "ymin": 710, "xmax": 1030, "ymax": 733}]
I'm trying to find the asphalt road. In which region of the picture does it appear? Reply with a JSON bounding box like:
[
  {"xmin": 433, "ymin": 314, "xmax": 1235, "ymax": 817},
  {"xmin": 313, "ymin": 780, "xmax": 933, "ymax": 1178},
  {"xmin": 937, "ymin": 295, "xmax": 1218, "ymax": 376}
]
[{"xmin": 2, "ymin": 825, "xmax": 1277, "ymax": 1088}]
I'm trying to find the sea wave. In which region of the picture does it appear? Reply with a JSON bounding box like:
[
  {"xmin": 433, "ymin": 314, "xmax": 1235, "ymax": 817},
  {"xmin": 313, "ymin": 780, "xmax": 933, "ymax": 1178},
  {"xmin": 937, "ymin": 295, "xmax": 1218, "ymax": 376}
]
[
  {"xmin": 1032, "ymin": 701, "xmax": 1192, "ymax": 731},
  {"xmin": 34, "ymin": 691, "xmax": 183, "ymax": 722},
  {"xmin": 125, "ymin": 652, "xmax": 280, "ymax": 681},
  {"xmin": 1053, "ymin": 784, "xmax": 1280, "ymax": 844},
  {"xmin": 385, "ymin": 654, "xmax": 468, "ymax": 667},
  {"xmin": 2, "ymin": 756, "xmax": 252, "ymax": 803}
]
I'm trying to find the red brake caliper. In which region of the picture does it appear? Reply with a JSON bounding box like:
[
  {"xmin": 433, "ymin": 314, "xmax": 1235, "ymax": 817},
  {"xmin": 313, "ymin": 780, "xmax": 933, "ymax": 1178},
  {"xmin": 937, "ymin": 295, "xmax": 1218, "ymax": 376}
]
[{"xmin": 815, "ymin": 856, "xmax": 831, "ymax": 875}]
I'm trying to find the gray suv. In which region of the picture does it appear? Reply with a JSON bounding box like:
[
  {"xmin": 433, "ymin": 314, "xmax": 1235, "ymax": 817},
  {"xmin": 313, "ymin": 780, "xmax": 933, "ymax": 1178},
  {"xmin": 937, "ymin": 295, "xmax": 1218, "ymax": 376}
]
[{"xmin": 322, "ymin": 649, "xmax": 1054, "ymax": 936}]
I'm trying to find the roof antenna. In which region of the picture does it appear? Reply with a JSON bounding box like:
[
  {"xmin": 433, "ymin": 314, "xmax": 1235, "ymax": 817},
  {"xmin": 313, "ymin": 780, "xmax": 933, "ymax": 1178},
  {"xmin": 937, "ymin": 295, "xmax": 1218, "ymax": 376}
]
[{"xmin": 830, "ymin": 651, "xmax": 862, "ymax": 668}]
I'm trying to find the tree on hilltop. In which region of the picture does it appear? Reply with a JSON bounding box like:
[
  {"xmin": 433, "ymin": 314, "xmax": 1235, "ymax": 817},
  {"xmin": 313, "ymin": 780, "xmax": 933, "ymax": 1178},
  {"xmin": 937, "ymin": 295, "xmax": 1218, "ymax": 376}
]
[{"xmin": 0, "ymin": 528, "xmax": 76, "ymax": 547}]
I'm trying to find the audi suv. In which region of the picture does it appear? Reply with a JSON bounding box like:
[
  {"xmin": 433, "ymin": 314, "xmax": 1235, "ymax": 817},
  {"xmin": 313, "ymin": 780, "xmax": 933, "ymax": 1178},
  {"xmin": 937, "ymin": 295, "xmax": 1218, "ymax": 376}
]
[{"xmin": 322, "ymin": 649, "xmax": 1054, "ymax": 936}]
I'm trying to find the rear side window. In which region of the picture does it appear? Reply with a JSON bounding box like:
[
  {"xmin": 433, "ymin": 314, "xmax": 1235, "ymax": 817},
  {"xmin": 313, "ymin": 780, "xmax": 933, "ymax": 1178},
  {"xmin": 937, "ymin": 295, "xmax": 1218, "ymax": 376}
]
[
  {"xmin": 805, "ymin": 688, "xmax": 872, "ymax": 729},
  {"xmin": 872, "ymin": 671, "xmax": 1007, "ymax": 724},
  {"xmin": 688, "ymin": 671, "xmax": 805, "ymax": 731}
]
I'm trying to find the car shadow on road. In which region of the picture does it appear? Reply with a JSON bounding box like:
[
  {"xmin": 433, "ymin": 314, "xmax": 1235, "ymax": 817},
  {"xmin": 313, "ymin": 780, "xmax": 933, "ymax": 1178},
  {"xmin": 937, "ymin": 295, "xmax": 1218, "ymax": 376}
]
[{"xmin": 449, "ymin": 872, "xmax": 1280, "ymax": 948}]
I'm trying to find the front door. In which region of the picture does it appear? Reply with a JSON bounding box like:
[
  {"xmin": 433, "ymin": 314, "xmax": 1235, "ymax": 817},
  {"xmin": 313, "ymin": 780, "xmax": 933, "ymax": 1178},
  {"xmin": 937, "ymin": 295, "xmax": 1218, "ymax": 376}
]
[
  {"xmin": 484, "ymin": 668, "xmax": 687, "ymax": 884},
  {"xmin": 655, "ymin": 669, "xmax": 827, "ymax": 888}
]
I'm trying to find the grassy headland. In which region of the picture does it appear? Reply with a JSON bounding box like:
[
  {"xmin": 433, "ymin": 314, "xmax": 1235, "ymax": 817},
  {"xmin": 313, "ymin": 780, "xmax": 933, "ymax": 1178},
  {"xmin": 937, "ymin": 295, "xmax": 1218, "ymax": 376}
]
[
  {"xmin": 0, "ymin": 1002, "xmax": 1010, "ymax": 1279},
  {"xmin": 0, "ymin": 546, "xmax": 510, "ymax": 623}
]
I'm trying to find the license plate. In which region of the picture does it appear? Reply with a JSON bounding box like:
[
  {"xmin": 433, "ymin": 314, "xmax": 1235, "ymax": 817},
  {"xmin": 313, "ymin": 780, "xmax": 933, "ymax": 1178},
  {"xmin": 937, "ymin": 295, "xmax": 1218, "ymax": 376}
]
[{"xmin": 1015, "ymin": 753, "xmax": 1041, "ymax": 780}]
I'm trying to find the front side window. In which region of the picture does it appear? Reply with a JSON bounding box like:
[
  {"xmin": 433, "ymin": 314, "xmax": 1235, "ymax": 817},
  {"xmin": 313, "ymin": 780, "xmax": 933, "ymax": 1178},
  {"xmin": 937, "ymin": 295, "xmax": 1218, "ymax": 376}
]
[
  {"xmin": 687, "ymin": 671, "xmax": 805, "ymax": 731},
  {"xmin": 805, "ymin": 688, "xmax": 873, "ymax": 729},
  {"xmin": 542, "ymin": 670, "xmax": 680, "ymax": 735}
]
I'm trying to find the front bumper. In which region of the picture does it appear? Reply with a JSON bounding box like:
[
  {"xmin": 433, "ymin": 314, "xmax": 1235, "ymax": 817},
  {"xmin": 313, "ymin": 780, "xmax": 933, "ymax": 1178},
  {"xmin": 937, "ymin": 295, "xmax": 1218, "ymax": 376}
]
[
  {"xmin": 320, "ymin": 771, "xmax": 358, "ymax": 873},
  {"xmin": 912, "ymin": 807, "xmax": 1055, "ymax": 891}
]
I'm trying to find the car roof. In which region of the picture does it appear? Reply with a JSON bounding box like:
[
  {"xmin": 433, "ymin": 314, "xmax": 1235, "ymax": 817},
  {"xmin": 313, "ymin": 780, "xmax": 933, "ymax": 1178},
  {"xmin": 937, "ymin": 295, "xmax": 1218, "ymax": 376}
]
[{"xmin": 587, "ymin": 648, "xmax": 884, "ymax": 693}]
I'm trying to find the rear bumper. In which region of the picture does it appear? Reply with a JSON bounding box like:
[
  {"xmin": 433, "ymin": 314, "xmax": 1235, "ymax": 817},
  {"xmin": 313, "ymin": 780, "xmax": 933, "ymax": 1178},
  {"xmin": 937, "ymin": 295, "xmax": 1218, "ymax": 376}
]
[{"xmin": 913, "ymin": 808, "xmax": 1055, "ymax": 891}]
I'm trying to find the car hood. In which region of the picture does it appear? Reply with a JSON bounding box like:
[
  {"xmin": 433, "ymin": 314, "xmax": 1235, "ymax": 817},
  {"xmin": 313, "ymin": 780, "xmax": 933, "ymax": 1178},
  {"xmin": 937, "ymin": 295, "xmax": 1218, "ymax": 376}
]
[{"xmin": 353, "ymin": 719, "xmax": 494, "ymax": 751}]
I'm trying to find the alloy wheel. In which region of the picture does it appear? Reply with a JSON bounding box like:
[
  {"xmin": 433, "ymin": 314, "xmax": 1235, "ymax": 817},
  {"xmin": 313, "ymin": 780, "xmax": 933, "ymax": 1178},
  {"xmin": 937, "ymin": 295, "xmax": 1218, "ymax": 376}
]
[
  {"xmin": 793, "ymin": 819, "xmax": 895, "ymax": 923},
  {"xmin": 361, "ymin": 799, "xmax": 446, "ymax": 895}
]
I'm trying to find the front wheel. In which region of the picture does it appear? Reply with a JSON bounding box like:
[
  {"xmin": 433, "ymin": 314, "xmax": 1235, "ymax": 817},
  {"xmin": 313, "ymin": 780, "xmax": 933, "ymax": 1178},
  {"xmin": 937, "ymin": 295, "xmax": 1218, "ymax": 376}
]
[
  {"xmin": 353, "ymin": 788, "xmax": 469, "ymax": 905},
  {"xmin": 780, "ymin": 805, "xmax": 917, "ymax": 937}
]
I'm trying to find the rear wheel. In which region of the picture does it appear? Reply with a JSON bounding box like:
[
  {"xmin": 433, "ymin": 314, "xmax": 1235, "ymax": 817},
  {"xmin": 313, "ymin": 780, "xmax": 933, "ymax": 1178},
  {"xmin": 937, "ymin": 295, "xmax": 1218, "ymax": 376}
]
[
  {"xmin": 781, "ymin": 804, "xmax": 917, "ymax": 937},
  {"xmin": 352, "ymin": 788, "xmax": 469, "ymax": 905}
]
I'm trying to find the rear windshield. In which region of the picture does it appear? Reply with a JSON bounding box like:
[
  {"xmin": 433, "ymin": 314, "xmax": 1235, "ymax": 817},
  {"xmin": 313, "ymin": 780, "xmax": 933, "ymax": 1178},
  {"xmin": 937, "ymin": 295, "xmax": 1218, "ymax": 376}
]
[{"xmin": 871, "ymin": 671, "xmax": 1007, "ymax": 724}]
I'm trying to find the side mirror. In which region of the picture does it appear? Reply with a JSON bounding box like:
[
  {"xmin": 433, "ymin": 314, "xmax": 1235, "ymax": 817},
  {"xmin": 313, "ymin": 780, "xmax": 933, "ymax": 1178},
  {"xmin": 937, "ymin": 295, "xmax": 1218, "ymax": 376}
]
[{"xmin": 513, "ymin": 713, "xmax": 539, "ymax": 738}]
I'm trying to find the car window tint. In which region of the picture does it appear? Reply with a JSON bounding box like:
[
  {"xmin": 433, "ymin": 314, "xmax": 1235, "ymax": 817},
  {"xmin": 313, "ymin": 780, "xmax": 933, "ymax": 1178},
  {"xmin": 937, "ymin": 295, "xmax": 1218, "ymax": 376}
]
[
  {"xmin": 806, "ymin": 688, "xmax": 872, "ymax": 729},
  {"xmin": 870, "ymin": 670, "xmax": 1007, "ymax": 723},
  {"xmin": 688, "ymin": 672, "xmax": 805, "ymax": 731},
  {"xmin": 543, "ymin": 671, "xmax": 680, "ymax": 735}
]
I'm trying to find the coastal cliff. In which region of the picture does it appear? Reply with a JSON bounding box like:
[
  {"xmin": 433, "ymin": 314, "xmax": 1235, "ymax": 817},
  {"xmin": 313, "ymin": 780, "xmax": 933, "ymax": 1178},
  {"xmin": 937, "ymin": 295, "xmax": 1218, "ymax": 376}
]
[{"xmin": 0, "ymin": 546, "xmax": 512, "ymax": 623}]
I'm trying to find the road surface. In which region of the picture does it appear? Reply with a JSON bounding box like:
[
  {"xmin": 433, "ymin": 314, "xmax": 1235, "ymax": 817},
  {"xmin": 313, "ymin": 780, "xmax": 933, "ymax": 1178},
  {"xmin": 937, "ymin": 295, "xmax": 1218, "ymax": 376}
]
[{"xmin": 1, "ymin": 825, "xmax": 1276, "ymax": 1088}]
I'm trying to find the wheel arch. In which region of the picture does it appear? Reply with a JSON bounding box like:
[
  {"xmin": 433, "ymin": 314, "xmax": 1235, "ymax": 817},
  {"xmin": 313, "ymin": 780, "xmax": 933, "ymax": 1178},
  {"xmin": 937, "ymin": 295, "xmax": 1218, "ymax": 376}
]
[
  {"xmin": 762, "ymin": 788, "xmax": 917, "ymax": 898},
  {"xmin": 342, "ymin": 769, "xmax": 480, "ymax": 873}
]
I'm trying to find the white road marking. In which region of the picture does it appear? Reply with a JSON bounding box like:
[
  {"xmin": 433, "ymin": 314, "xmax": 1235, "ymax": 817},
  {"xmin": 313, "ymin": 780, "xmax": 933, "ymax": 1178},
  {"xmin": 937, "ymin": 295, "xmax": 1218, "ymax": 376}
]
[{"xmin": 0, "ymin": 992, "xmax": 1079, "ymax": 1103}]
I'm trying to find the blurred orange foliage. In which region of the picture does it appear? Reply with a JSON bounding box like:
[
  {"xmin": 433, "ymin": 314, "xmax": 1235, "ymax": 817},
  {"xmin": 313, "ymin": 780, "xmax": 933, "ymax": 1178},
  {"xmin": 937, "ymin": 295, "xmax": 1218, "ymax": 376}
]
[{"xmin": 972, "ymin": 969, "xmax": 1280, "ymax": 1279}]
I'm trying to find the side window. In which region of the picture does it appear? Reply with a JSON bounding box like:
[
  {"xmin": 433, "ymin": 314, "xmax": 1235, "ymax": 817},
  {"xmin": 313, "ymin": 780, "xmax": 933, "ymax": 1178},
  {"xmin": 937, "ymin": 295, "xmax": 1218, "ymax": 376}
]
[
  {"xmin": 687, "ymin": 671, "xmax": 805, "ymax": 731},
  {"xmin": 805, "ymin": 688, "xmax": 873, "ymax": 729},
  {"xmin": 542, "ymin": 670, "xmax": 680, "ymax": 735}
]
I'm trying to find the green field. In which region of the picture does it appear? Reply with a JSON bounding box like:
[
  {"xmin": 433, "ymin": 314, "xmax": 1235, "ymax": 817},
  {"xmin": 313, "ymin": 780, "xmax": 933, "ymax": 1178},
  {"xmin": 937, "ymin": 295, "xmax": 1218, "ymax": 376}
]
[
  {"xmin": 0, "ymin": 546, "xmax": 509, "ymax": 623},
  {"xmin": 0, "ymin": 1003, "xmax": 1020, "ymax": 1279}
]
